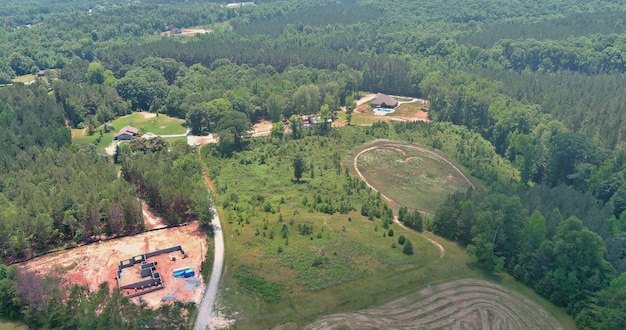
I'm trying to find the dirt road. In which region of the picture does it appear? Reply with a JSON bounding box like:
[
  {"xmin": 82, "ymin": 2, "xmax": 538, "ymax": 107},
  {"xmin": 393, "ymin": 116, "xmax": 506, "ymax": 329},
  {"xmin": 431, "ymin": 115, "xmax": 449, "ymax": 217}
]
[
  {"xmin": 351, "ymin": 142, "xmax": 475, "ymax": 257},
  {"xmin": 194, "ymin": 202, "xmax": 224, "ymax": 330}
]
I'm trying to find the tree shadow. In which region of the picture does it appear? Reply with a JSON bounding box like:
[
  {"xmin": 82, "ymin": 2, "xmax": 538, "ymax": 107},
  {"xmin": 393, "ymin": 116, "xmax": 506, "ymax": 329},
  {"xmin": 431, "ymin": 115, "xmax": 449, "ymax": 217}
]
[{"xmin": 467, "ymin": 262, "xmax": 504, "ymax": 282}]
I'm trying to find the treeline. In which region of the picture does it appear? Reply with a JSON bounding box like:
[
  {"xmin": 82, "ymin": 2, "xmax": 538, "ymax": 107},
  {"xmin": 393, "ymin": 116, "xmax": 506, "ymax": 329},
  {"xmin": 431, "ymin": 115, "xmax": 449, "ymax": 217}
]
[
  {"xmin": 429, "ymin": 186, "xmax": 624, "ymax": 328},
  {"xmin": 107, "ymin": 37, "xmax": 416, "ymax": 96},
  {"xmin": 459, "ymin": 10, "xmax": 626, "ymax": 48},
  {"xmin": 0, "ymin": 83, "xmax": 70, "ymax": 170},
  {"xmin": 0, "ymin": 85, "xmax": 143, "ymax": 262},
  {"xmin": 0, "ymin": 0, "xmax": 229, "ymax": 81},
  {"xmin": 119, "ymin": 138, "xmax": 214, "ymax": 227},
  {"xmin": 232, "ymin": 0, "xmax": 379, "ymax": 37},
  {"xmin": 475, "ymin": 67, "xmax": 626, "ymax": 149},
  {"xmin": 0, "ymin": 146, "xmax": 143, "ymax": 262}
]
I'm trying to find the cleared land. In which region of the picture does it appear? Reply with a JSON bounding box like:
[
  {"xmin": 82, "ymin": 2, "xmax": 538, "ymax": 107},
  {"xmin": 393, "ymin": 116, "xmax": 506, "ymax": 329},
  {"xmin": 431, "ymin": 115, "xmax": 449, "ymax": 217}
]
[
  {"xmin": 160, "ymin": 28, "xmax": 211, "ymax": 36},
  {"xmin": 354, "ymin": 141, "xmax": 474, "ymax": 213},
  {"xmin": 19, "ymin": 219, "xmax": 207, "ymax": 308},
  {"xmin": 305, "ymin": 278, "xmax": 565, "ymax": 329},
  {"xmin": 207, "ymin": 135, "xmax": 573, "ymax": 329},
  {"xmin": 334, "ymin": 94, "xmax": 429, "ymax": 126},
  {"xmin": 10, "ymin": 74, "xmax": 35, "ymax": 84},
  {"xmin": 71, "ymin": 112, "xmax": 186, "ymax": 152}
]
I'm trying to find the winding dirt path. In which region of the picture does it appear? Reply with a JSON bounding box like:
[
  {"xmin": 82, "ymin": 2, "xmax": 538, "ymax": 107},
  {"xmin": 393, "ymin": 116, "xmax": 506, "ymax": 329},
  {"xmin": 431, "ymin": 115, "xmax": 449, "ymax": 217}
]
[{"xmin": 352, "ymin": 142, "xmax": 474, "ymax": 258}]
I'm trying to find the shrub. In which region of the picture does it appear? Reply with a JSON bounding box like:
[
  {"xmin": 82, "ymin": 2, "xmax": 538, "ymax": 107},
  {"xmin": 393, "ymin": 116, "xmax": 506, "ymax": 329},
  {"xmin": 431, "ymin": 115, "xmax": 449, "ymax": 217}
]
[
  {"xmin": 388, "ymin": 229, "xmax": 394, "ymax": 237},
  {"xmin": 398, "ymin": 235, "xmax": 406, "ymax": 245},
  {"xmin": 403, "ymin": 240, "xmax": 413, "ymax": 255}
]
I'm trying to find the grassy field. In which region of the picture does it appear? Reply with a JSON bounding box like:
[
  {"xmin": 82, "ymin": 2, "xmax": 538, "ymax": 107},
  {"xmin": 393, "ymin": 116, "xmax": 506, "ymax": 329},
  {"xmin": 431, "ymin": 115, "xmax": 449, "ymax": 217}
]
[
  {"xmin": 71, "ymin": 112, "xmax": 186, "ymax": 152},
  {"xmin": 0, "ymin": 319, "xmax": 27, "ymax": 330},
  {"xmin": 334, "ymin": 110, "xmax": 379, "ymax": 126},
  {"xmin": 354, "ymin": 142, "xmax": 474, "ymax": 213},
  {"xmin": 392, "ymin": 100, "xmax": 425, "ymax": 117},
  {"xmin": 203, "ymin": 128, "xmax": 574, "ymax": 329},
  {"xmin": 11, "ymin": 74, "xmax": 35, "ymax": 83}
]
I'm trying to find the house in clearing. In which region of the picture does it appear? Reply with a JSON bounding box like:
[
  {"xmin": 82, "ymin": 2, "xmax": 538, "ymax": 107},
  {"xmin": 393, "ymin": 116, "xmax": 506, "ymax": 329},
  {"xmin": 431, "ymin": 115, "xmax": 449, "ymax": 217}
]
[
  {"xmin": 114, "ymin": 126, "xmax": 139, "ymax": 140},
  {"xmin": 370, "ymin": 93, "xmax": 398, "ymax": 108}
]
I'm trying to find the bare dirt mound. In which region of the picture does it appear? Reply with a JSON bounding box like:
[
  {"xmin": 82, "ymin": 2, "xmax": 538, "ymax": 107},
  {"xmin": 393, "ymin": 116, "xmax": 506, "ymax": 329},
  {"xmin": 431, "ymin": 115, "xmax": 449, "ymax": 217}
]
[{"xmin": 305, "ymin": 279, "xmax": 565, "ymax": 329}]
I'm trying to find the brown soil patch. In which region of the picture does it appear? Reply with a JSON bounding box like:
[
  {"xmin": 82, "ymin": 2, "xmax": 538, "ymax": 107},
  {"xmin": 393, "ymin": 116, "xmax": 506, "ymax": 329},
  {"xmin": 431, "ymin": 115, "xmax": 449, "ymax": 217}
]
[
  {"xmin": 143, "ymin": 203, "xmax": 168, "ymax": 230},
  {"xmin": 352, "ymin": 95, "xmax": 430, "ymax": 124},
  {"xmin": 252, "ymin": 120, "xmax": 273, "ymax": 133},
  {"xmin": 160, "ymin": 28, "xmax": 212, "ymax": 37},
  {"xmin": 305, "ymin": 279, "xmax": 565, "ymax": 329},
  {"xmin": 19, "ymin": 222, "xmax": 207, "ymax": 308},
  {"xmin": 140, "ymin": 111, "xmax": 157, "ymax": 119}
]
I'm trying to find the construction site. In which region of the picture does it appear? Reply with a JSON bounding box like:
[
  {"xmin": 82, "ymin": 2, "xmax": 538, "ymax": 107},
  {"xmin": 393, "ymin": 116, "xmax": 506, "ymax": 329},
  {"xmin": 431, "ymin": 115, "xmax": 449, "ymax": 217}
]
[{"xmin": 19, "ymin": 220, "xmax": 207, "ymax": 308}]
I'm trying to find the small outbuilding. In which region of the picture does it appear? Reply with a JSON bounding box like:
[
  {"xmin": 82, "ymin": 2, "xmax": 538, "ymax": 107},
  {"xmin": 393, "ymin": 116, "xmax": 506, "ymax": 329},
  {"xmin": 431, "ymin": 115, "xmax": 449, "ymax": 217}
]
[
  {"xmin": 370, "ymin": 93, "xmax": 398, "ymax": 108},
  {"xmin": 114, "ymin": 126, "xmax": 139, "ymax": 140}
]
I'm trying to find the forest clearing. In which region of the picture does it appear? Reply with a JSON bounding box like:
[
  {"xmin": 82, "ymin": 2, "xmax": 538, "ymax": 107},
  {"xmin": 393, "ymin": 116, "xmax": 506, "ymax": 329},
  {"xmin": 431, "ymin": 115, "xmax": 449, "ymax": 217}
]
[
  {"xmin": 335, "ymin": 94, "xmax": 429, "ymax": 126},
  {"xmin": 160, "ymin": 28, "xmax": 212, "ymax": 37},
  {"xmin": 352, "ymin": 141, "xmax": 475, "ymax": 213},
  {"xmin": 1, "ymin": 0, "xmax": 625, "ymax": 328},
  {"xmin": 71, "ymin": 112, "xmax": 186, "ymax": 151},
  {"xmin": 18, "ymin": 217, "xmax": 207, "ymax": 308},
  {"xmin": 205, "ymin": 127, "xmax": 573, "ymax": 329}
]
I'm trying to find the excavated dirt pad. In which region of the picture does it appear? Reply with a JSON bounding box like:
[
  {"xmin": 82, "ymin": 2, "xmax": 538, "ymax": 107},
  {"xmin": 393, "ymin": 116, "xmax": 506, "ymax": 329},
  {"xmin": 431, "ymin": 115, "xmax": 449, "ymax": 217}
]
[
  {"xmin": 19, "ymin": 222, "xmax": 207, "ymax": 308},
  {"xmin": 353, "ymin": 94, "xmax": 429, "ymax": 123},
  {"xmin": 305, "ymin": 279, "xmax": 564, "ymax": 329},
  {"xmin": 252, "ymin": 120, "xmax": 272, "ymax": 133},
  {"xmin": 160, "ymin": 28, "xmax": 211, "ymax": 36}
]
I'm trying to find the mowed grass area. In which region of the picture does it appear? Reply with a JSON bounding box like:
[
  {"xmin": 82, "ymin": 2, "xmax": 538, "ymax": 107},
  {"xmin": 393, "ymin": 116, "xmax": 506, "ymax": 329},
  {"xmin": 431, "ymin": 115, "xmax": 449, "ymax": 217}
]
[
  {"xmin": 355, "ymin": 143, "xmax": 474, "ymax": 213},
  {"xmin": 391, "ymin": 100, "xmax": 425, "ymax": 117},
  {"xmin": 203, "ymin": 129, "xmax": 574, "ymax": 329},
  {"xmin": 10, "ymin": 74, "xmax": 35, "ymax": 83},
  {"xmin": 334, "ymin": 110, "xmax": 379, "ymax": 126},
  {"xmin": 0, "ymin": 319, "xmax": 27, "ymax": 330},
  {"xmin": 71, "ymin": 112, "xmax": 186, "ymax": 152}
]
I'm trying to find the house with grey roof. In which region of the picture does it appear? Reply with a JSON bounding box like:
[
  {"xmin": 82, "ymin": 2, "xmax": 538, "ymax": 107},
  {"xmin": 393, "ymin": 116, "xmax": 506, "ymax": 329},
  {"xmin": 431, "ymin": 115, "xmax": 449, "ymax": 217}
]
[{"xmin": 370, "ymin": 93, "xmax": 398, "ymax": 108}]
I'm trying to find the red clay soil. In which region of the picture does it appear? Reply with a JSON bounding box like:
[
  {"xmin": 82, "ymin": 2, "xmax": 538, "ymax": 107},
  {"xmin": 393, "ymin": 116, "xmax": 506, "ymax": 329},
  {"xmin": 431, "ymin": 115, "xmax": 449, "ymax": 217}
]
[
  {"xmin": 20, "ymin": 222, "xmax": 207, "ymax": 308},
  {"xmin": 197, "ymin": 148, "xmax": 216, "ymax": 194}
]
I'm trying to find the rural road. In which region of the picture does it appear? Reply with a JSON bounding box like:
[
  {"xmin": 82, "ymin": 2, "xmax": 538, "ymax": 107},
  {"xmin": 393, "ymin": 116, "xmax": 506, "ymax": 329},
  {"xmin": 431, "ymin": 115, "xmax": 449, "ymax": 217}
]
[{"xmin": 194, "ymin": 202, "xmax": 224, "ymax": 330}]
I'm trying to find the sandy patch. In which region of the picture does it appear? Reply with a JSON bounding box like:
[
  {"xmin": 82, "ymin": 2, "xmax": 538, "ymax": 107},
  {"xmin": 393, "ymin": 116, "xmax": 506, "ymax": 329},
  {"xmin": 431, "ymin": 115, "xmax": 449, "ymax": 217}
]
[
  {"xmin": 142, "ymin": 203, "xmax": 168, "ymax": 230},
  {"xmin": 161, "ymin": 28, "xmax": 212, "ymax": 37},
  {"xmin": 188, "ymin": 134, "xmax": 218, "ymax": 146},
  {"xmin": 140, "ymin": 111, "xmax": 157, "ymax": 119},
  {"xmin": 19, "ymin": 222, "xmax": 207, "ymax": 308},
  {"xmin": 105, "ymin": 140, "xmax": 122, "ymax": 156},
  {"xmin": 353, "ymin": 94, "xmax": 430, "ymax": 123},
  {"xmin": 252, "ymin": 120, "xmax": 273, "ymax": 133}
]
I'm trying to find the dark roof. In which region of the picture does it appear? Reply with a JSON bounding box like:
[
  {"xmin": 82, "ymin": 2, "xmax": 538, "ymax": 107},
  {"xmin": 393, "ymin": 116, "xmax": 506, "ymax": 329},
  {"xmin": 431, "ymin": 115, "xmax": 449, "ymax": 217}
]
[{"xmin": 371, "ymin": 93, "xmax": 398, "ymax": 107}]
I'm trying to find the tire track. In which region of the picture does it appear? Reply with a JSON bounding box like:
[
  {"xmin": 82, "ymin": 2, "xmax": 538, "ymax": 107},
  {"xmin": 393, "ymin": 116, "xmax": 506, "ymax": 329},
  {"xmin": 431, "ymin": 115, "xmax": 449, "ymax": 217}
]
[
  {"xmin": 305, "ymin": 279, "xmax": 564, "ymax": 330},
  {"xmin": 352, "ymin": 142, "xmax": 472, "ymax": 258}
]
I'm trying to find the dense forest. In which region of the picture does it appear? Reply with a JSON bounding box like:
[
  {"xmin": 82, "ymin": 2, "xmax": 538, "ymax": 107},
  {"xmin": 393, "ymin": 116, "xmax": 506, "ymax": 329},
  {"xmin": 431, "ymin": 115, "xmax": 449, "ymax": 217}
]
[{"xmin": 1, "ymin": 0, "xmax": 626, "ymax": 328}]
